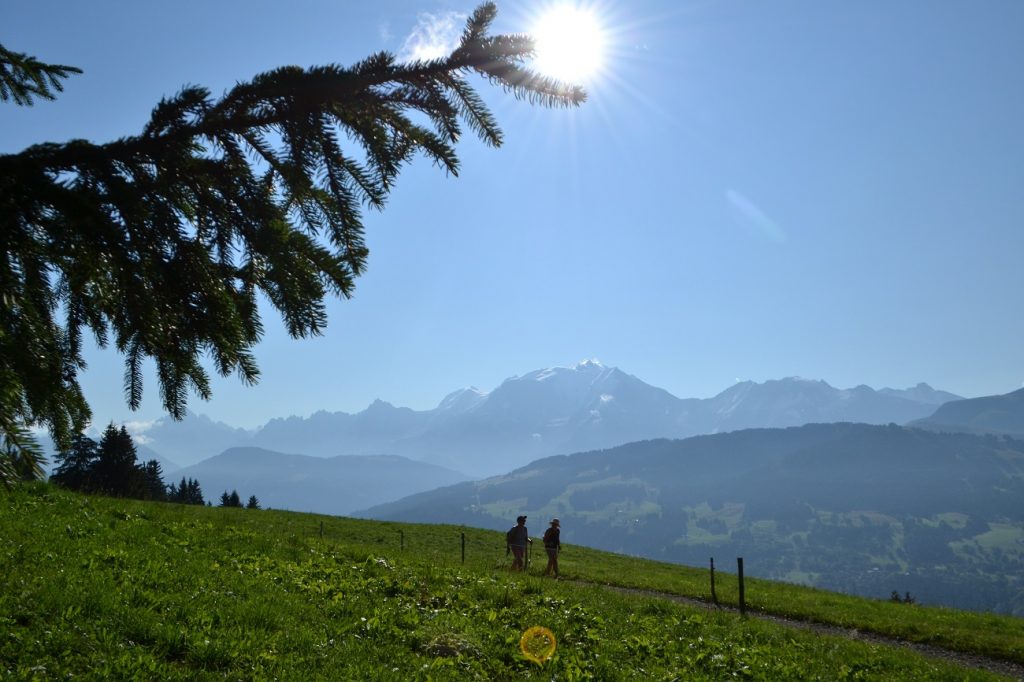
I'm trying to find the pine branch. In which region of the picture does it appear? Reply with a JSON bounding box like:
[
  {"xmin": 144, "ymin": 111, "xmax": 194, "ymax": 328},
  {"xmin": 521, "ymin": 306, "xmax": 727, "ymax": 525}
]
[
  {"xmin": 0, "ymin": 43, "xmax": 82, "ymax": 106},
  {"xmin": 0, "ymin": 3, "xmax": 587, "ymax": 463}
]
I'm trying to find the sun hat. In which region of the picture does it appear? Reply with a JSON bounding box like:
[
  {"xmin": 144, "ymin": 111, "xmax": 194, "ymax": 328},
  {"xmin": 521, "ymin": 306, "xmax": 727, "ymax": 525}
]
[{"xmin": 550, "ymin": 518, "xmax": 559, "ymax": 525}]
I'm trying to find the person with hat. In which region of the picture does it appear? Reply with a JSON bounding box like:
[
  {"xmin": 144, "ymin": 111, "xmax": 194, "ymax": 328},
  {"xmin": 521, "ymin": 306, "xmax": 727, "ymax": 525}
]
[
  {"xmin": 542, "ymin": 518, "xmax": 561, "ymax": 578},
  {"xmin": 507, "ymin": 515, "xmax": 531, "ymax": 571}
]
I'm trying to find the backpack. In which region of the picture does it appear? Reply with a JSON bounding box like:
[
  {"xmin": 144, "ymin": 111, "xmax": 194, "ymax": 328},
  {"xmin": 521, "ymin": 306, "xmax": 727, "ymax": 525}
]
[
  {"xmin": 506, "ymin": 527, "xmax": 516, "ymax": 546},
  {"xmin": 543, "ymin": 527, "xmax": 555, "ymax": 546}
]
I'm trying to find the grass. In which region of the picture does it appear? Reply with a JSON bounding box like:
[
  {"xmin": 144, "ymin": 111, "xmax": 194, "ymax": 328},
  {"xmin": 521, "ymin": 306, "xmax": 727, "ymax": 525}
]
[
  {"xmin": 562, "ymin": 545, "xmax": 1024, "ymax": 665},
  {"xmin": 1, "ymin": 483, "xmax": 1020, "ymax": 680}
]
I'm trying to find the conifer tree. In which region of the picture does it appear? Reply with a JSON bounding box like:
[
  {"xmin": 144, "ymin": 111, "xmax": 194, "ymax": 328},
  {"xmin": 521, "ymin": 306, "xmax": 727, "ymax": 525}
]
[
  {"xmin": 50, "ymin": 433, "xmax": 99, "ymax": 491},
  {"xmin": 246, "ymin": 495, "xmax": 260, "ymax": 510},
  {"xmin": 187, "ymin": 478, "xmax": 205, "ymax": 505},
  {"xmin": 169, "ymin": 476, "xmax": 205, "ymax": 505},
  {"xmin": 0, "ymin": 3, "xmax": 585, "ymax": 480},
  {"xmin": 93, "ymin": 424, "xmax": 144, "ymax": 497},
  {"xmin": 141, "ymin": 459, "xmax": 167, "ymax": 501}
]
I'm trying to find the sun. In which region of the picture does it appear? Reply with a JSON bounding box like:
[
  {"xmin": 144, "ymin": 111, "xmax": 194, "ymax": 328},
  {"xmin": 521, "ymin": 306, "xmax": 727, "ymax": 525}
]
[{"xmin": 531, "ymin": 4, "xmax": 606, "ymax": 83}]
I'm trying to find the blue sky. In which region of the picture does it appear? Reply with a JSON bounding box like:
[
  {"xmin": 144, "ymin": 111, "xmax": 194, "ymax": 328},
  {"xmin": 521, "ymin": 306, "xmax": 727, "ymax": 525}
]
[{"xmin": 3, "ymin": 1, "xmax": 1022, "ymax": 429}]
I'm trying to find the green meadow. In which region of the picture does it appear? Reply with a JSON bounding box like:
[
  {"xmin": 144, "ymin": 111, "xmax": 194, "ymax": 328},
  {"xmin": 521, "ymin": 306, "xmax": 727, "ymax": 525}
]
[{"xmin": 2, "ymin": 483, "xmax": 1021, "ymax": 680}]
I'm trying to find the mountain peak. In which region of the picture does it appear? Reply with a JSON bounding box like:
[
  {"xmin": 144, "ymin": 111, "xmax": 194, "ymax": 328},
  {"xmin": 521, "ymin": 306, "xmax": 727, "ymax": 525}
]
[
  {"xmin": 437, "ymin": 387, "xmax": 488, "ymax": 412},
  {"xmin": 574, "ymin": 358, "xmax": 605, "ymax": 371},
  {"xmin": 779, "ymin": 376, "xmax": 830, "ymax": 386}
]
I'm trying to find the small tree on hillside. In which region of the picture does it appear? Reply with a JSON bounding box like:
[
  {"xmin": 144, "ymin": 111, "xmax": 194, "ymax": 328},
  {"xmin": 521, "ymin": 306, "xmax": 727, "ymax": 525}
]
[{"xmin": 246, "ymin": 495, "xmax": 260, "ymax": 510}]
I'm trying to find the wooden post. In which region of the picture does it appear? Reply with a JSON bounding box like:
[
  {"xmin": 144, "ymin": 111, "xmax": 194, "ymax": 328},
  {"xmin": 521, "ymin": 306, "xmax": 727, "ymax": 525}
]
[
  {"xmin": 710, "ymin": 557, "xmax": 717, "ymax": 605},
  {"xmin": 461, "ymin": 532, "xmax": 465, "ymax": 564},
  {"xmin": 737, "ymin": 557, "xmax": 746, "ymax": 616},
  {"xmin": 400, "ymin": 529, "xmax": 404, "ymax": 551}
]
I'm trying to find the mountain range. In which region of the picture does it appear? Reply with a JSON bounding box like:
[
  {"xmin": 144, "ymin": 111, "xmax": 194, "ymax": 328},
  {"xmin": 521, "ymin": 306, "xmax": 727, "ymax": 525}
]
[
  {"xmin": 358, "ymin": 422, "xmax": 1024, "ymax": 615},
  {"xmin": 126, "ymin": 361, "xmax": 965, "ymax": 477}
]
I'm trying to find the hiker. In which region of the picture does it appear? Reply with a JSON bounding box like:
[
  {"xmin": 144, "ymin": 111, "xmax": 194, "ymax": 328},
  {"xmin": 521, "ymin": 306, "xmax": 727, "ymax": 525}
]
[
  {"xmin": 507, "ymin": 515, "xmax": 531, "ymax": 571},
  {"xmin": 543, "ymin": 518, "xmax": 561, "ymax": 577}
]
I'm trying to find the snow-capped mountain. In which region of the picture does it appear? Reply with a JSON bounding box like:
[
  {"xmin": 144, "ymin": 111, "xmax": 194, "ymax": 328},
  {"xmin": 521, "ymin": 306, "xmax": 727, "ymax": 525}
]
[
  {"xmin": 704, "ymin": 378, "xmax": 949, "ymax": 432},
  {"xmin": 119, "ymin": 361, "xmax": 965, "ymax": 478},
  {"xmin": 237, "ymin": 361, "xmax": 959, "ymax": 477}
]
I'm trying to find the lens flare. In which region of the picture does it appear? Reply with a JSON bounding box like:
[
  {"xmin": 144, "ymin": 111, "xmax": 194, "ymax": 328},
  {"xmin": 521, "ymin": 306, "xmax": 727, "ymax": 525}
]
[{"xmin": 520, "ymin": 626, "xmax": 557, "ymax": 664}]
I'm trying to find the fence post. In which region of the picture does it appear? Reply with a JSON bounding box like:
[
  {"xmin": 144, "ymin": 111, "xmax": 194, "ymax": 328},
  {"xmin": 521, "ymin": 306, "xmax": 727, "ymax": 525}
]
[
  {"xmin": 710, "ymin": 557, "xmax": 717, "ymax": 605},
  {"xmin": 400, "ymin": 529, "xmax": 404, "ymax": 551},
  {"xmin": 737, "ymin": 557, "xmax": 746, "ymax": 616},
  {"xmin": 461, "ymin": 532, "xmax": 465, "ymax": 564}
]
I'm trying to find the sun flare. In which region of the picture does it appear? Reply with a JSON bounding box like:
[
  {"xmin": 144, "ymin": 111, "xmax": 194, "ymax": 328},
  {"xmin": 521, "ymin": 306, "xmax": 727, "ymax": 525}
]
[{"xmin": 532, "ymin": 4, "xmax": 606, "ymax": 83}]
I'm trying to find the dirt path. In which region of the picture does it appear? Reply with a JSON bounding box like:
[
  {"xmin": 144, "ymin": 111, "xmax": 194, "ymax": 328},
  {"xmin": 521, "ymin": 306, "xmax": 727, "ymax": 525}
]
[{"xmin": 580, "ymin": 582, "xmax": 1024, "ymax": 680}]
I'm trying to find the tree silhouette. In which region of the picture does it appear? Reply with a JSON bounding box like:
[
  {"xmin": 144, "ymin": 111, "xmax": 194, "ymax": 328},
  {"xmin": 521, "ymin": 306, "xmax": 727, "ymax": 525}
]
[
  {"xmin": 0, "ymin": 3, "xmax": 585, "ymax": 479},
  {"xmin": 219, "ymin": 489, "xmax": 243, "ymax": 508},
  {"xmin": 169, "ymin": 476, "xmax": 205, "ymax": 505},
  {"xmin": 50, "ymin": 433, "xmax": 99, "ymax": 491},
  {"xmin": 93, "ymin": 424, "xmax": 144, "ymax": 497},
  {"xmin": 246, "ymin": 495, "xmax": 260, "ymax": 510},
  {"xmin": 141, "ymin": 460, "xmax": 168, "ymax": 501},
  {"xmin": 50, "ymin": 425, "xmax": 166, "ymax": 499}
]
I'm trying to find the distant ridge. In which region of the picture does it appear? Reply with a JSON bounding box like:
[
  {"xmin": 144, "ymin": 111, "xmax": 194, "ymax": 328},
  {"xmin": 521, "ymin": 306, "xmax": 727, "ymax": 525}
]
[
  {"xmin": 175, "ymin": 446, "xmax": 467, "ymax": 516},
  {"xmin": 911, "ymin": 387, "xmax": 1024, "ymax": 437}
]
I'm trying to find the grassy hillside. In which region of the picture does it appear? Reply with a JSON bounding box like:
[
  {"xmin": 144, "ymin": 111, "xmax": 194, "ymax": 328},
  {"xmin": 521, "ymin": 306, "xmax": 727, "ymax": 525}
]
[
  {"xmin": 2, "ymin": 484, "xmax": 1021, "ymax": 680},
  {"xmin": 362, "ymin": 425, "xmax": 1024, "ymax": 615}
]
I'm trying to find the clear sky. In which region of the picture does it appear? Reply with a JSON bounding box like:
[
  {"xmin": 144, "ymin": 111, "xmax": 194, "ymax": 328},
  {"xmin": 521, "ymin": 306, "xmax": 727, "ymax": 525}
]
[{"xmin": 3, "ymin": 0, "xmax": 1022, "ymax": 429}]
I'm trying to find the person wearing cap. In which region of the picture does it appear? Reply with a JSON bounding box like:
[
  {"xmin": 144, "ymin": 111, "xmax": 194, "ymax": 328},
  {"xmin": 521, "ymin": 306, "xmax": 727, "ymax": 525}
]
[
  {"xmin": 507, "ymin": 515, "xmax": 531, "ymax": 571},
  {"xmin": 542, "ymin": 518, "xmax": 561, "ymax": 577}
]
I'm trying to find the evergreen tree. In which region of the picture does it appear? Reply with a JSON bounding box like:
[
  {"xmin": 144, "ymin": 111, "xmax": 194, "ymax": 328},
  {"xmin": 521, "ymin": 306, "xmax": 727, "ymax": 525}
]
[
  {"xmin": 229, "ymin": 490, "xmax": 241, "ymax": 508},
  {"xmin": 93, "ymin": 424, "xmax": 144, "ymax": 497},
  {"xmin": 168, "ymin": 476, "xmax": 205, "ymax": 505},
  {"xmin": 0, "ymin": 3, "xmax": 584, "ymax": 479},
  {"xmin": 246, "ymin": 495, "xmax": 260, "ymax": 510},
  {"xmin": 141, "ymin": 459, "xmax": 168, "ymax": 501},
  {"xmin": 187, "ymin": 478, "xmax": 205, "ymax": 505},
  {"xmin": 50, "ymin": 433, "xmax": 99, "ymax": 492}
]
